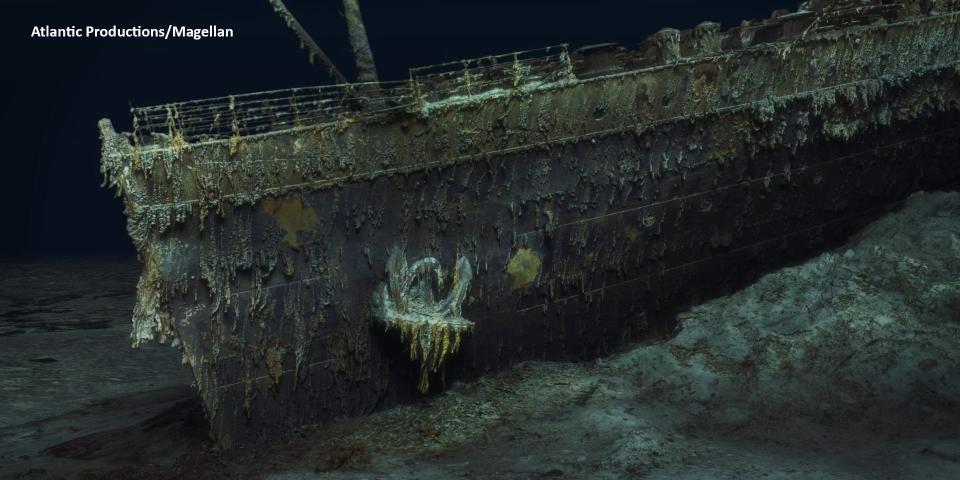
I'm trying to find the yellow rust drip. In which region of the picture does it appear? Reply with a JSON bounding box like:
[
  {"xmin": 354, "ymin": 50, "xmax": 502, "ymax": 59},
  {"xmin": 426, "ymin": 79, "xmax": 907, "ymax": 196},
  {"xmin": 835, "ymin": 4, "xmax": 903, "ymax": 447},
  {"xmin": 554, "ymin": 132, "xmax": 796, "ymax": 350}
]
[
  {"xmin": 265, "ymin": 347, "xmax": 285, "ymax": 386},
  {"xmin": 169, "ymin": 130, "xmax": 189, "ymax": 153},
  {"xmin": 390, "ymin": 319, "xmax": 471, "ymax": 393},
  {"xmin": 228, "ymin": 134, "xmax": 243, "ymax": 156}
]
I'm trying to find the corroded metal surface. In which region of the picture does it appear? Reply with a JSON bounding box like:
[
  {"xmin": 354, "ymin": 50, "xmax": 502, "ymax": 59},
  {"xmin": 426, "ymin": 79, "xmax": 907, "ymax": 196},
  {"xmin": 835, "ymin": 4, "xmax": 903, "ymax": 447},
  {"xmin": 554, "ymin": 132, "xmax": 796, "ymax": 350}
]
[{"xmin": 101, "ymin": 1, "xmax": 960, "ymax": 446}]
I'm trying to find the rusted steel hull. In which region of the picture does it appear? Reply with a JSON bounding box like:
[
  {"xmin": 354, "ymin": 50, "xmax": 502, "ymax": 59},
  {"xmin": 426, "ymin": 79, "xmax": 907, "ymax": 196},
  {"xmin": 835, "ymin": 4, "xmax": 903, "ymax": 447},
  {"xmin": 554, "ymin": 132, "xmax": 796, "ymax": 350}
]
[{"xmin": 100, "ymin": 4, "xmax": 960, "ymax": 446}]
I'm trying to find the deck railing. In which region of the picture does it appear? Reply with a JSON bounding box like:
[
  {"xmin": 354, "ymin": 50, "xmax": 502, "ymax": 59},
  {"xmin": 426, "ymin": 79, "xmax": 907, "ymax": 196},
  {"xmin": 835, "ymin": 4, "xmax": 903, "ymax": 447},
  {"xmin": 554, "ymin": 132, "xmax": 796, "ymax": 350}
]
[{"xmin": 130, "ymin": 45, "xmax": 572, "ymax": 145}]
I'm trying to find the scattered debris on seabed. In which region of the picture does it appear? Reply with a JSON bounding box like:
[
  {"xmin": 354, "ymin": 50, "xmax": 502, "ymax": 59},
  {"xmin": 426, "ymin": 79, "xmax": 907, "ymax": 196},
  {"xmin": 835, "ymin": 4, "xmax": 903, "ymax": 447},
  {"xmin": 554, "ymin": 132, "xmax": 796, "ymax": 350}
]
[{"xmin": 9, "ymin": 190, "xmax": 960, "ymax": 479}]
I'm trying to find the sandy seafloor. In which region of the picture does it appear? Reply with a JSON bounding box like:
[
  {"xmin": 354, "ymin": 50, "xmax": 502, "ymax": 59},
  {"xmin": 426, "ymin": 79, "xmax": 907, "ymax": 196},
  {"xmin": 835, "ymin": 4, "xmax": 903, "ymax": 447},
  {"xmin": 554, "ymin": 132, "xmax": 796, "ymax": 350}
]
[{"xmin": 2, "ymin": 190, "xmax": 959, "ymax": 480}]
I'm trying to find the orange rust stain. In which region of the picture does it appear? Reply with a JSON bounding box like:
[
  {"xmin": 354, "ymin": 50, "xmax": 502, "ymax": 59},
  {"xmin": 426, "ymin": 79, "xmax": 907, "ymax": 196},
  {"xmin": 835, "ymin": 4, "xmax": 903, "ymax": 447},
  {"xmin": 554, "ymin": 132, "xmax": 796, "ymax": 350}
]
[{"xmin": 262, "ymin": 196, "xmax": 320, "ymax": 246}]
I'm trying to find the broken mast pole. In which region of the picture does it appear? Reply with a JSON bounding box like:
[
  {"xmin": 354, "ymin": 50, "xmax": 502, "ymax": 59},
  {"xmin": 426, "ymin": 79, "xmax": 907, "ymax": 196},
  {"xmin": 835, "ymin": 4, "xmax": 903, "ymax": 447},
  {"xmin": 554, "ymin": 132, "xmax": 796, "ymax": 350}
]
[{"xmin": 268, "ymin": 0, "xmax": 349, "ymax": 85}]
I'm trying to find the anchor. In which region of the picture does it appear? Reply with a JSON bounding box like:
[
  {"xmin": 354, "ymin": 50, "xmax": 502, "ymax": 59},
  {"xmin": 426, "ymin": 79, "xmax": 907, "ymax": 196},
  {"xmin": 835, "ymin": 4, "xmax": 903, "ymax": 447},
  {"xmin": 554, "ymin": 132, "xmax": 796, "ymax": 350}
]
[{"xmin": 372, "ymin": 247, "xmax": 473, "ymax": 392}]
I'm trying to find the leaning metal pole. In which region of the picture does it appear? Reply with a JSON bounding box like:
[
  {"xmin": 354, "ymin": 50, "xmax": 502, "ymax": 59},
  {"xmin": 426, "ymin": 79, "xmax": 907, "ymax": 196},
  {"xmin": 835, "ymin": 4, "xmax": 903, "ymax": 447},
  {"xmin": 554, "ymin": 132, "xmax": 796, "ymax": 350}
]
[{"xmin": 268, "ymin": 0, "xmax": 349, "ymax": 85}]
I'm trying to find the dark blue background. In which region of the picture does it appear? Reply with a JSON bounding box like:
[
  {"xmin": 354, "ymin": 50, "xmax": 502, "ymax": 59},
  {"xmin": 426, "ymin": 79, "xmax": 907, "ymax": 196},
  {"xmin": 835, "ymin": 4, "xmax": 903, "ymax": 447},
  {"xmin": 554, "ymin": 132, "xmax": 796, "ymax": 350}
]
[{"xmin": 2, "ymin": 0, "xmax": 791, "ymax": 256}]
